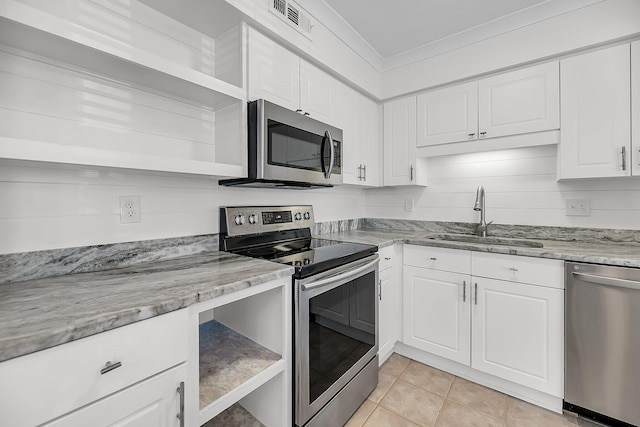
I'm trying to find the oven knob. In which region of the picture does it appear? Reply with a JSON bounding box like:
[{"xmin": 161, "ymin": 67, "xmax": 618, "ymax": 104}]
[
  {"xmin": 294, "ymin": 260, "xmax": 302, "ymax": 266},
  {"xmin": 304, "ymin": 258, "xmax": 311, "ymax": 265},
  {"xmin": 234, "ymin": 214, "xmax": 245, "ymax": 225},
  {"xmin": 303, "ymin": 212, "xmax": 311, "ymax": 220},
  {"xmin": 248, "ymin": 214, "xmax": 257, "ymax": 224},
  {"xmin": 295, "ymin": 212, "xmax": 302, "ymax": 221}
]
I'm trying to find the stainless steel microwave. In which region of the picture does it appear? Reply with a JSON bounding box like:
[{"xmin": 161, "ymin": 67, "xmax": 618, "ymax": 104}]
[{"xmin": 220, "ymin": 99, "xmax": 342, "ymax": 189}]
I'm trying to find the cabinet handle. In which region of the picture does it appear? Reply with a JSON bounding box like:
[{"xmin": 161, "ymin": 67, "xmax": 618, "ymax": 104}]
[
  {"xmin": 508, "ymin": 267, "xmax": 519, "ymax": 272},
  {"xmin": 480, "ymin": 132, "xmax": 487, "ymax": 136},
  {"xmin": 474, "ymin": 283, "xmax": 478, "ymax": 305},
  {"xmin": 410, "ymin": 165, "xmax": 414, "ymax": 182},
  {"xmin": 385, "ymin": 257, "xmax": 391, "ymax": 261},
  {"xmin": 429, "ymin": 257, "xmax": 437, "ymax": 261},
  {"xmin": 176, "ymin": 381, "xmax": 185, "ymax": 427},
  {"xmin": 362, "ymin": 164, "xmax": 367, "ymax": 182},
  {"xmin": 100, "ymin": 361, "xmax": 122, "ymax": 375},
  {"xmin": 378, "ymin": 278, "xmax": 382, "ymax": 301},
  {"xmin": 296, "ymin": 109, "xmax": 302, "ymax": 113},
  {"xmin": 463, "ymin": 280, "xmax": 467, "ymax": 302},
  {"xmin": 622, "ymin": 146, "xmax": 627, "ymax": 171},
  {"xmin": 357, "ymin": 164, "xmax": 362, "ymax": 181},
  {"xmin": 303, "ymin": 112, "xmax": 310, "ymax": 116},
  {"xmin": 468, "ymin": 133, "xmax": 476, "ymax": 138}
]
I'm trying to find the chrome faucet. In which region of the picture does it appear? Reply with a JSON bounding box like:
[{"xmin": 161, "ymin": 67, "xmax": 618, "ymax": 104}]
[{"xmin": 473, "ymin": 186, "xmax": 492, "ymax": 237}]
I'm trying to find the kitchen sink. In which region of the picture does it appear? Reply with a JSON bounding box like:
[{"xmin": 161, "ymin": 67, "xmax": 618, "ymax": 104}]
[{"xmin": 424, "ymin": 234, "xmax": 544, "ymax": 248}]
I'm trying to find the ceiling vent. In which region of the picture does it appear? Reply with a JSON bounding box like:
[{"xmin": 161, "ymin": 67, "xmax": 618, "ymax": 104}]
[{"xmin": 270, "ymin": 0, "xmax": 313, "ymax": 39}]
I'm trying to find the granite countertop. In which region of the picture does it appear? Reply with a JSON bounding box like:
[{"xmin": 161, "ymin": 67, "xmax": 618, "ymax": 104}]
[
  {"xmin": 0, "ymin": 251, "xmax": 293, "ymax": 363},
  {"xmin": 314, "ymin": 229, "xmax": 640, "ymax": 268}
]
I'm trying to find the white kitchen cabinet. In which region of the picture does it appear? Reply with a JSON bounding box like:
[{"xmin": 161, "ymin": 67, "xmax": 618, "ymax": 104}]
[
  {"xmin": 403, "ymin": 246, "xmax": 471, "ymax": 365},
  {"xmin": 383, "ymin": 96, "xmax": 428, "ymax": 186},
  {"xmin": 43, "ymin": 364, "xmax": 187, "ymax": 427},
  {"xmin": 417, "ymin": 82, "xmax": 479, "ymax": 147},
  {"xmin": 471, "ymin": 277, "xmax": 563, "ymax": 396},
  {"xmin": 402, "ymin": 245, "xmax": 564, "ymax": 397},
  {"xmin": 248, "ymin": 28, "xmax": 335, "ymax": 125},
  {"xmin": 478, "ymin": 61, "xmax": 559, "ymax": 139},
  {"xmin": 559, "ymin": 44, "xmax": 631, "ymax": 179},
  {"xmin": 403, "ymin": 266, "xmax": 471, "ymax": 365},
  {"xmin": 631, "ymin": 41, "xmax": 640, "ymax": 175},
  {"xmin": 0, "ymin": 309, "xmax": 188, "ymax": 427},
  {"xmin": 378, "ymin": 245, "xmax": 401, "ymax": 364},
  {"xmin": 416, "ymin": 62, "xmax": 559, "ymax": 156},
  {"xmin": 338, "ymin": 84, "xmax": 381, "ymax": 187},
  {"xmin": 188, "ymin": 278, "xmax": 291, "ymax": 427},
  {"xmin": 0, "ymin": 0, "xmax": 247, "ymax": 177}
]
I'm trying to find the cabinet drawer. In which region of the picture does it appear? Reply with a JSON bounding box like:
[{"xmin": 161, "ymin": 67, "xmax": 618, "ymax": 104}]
[
  {"xmin": 404, "ymin": 245, "xmax": 470, "ymax": 274},
  {"xmin": 0, "ymin": 309, "xmax": 188, "ymax": 427},
  {"xmin": 472, "ymin": 252, "xmax": 564, "ymax": 289},
  {"xmin": 378, "ymin": 245, "xmax": 395, "ymax": 271}
]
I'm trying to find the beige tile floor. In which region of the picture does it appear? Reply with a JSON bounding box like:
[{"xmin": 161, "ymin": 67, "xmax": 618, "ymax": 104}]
[{"xmin": 346, "ymin": 353, "xmax": 604, "ymax": 427}]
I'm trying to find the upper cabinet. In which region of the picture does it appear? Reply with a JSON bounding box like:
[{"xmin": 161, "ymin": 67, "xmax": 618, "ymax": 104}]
[
  {"xmin": 0, "ymin": 0, "xmax": 248, "ymax": 177},
  {"xmin": 248, "ymin": 27, "xmax": 335, "ymax": 126},
  {"xmin": 558, "ymin": 44, "xmax": 633, "ymax": 179},
  {"xmin": 417, "ymin": 62, "xmax": 560, "ymax": 156},
  {"xmin": 633, "ymin": 41, "xmax": 640, "ymax": 176},
  {"xmin": 383, "ymin": 97, "xmax": 428, "ymax": 186}
]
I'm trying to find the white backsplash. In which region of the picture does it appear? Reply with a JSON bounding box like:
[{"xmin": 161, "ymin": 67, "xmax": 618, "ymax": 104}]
[{"xmin": 2, "ymin": 145, "xmax": 640, "ymax": 254}]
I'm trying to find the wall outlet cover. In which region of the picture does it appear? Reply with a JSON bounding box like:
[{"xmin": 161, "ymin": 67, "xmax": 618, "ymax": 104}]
[
  {"xmin": 405, "ymin": 198, "xmax": 415, "ymax": 212},
  {"xmin": 565, "ymin": 198, "xmax": 590, "ymax": 216},
  {"xmin": 120, "ymin": 195, "xmax": 141, "ymax": 223}
]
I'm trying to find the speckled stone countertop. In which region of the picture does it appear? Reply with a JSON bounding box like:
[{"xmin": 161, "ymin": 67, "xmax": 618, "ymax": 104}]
[
  {"xmin": 314, "ymin": 228, "xmax": 640, "ymax": 268},
  {"xmin": 0, "ymin": 251, "xmax": 293, "ymax": 363}
]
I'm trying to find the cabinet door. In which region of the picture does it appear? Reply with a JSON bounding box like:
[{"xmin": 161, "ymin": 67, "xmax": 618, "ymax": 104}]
[
  {"xmin": 379, "ymin": 262, "xmax": 400, "ymax": 364},
  {"xmin": 299, "ymin": 59, "xmax": 335, "ymax": 125},
  {"xmin": 247, "ymin": 28, "xmax": 300, "ymax": 111},
  {"xmin": 336, "ymin": 84, "xmax": 362, "ymax": 185},
  {"xmin": 471, "ymin": 278, "xmax": 563, "ymax": 396},
  {"xmin": 384, "ymin": 97, "xmax": 426, "ymax": 186},
  {"xmin": 43, "ymin": 364, "xmax": 186, "ymax": 427},
  {"xmin": 417, "ymin": 82, "xmax": 478, "ymax": 146},
  {"xmin": 403, "ymin": 266, "xmax": 471, "ymax": 365},
  {"xmin": 479, "ymin": 61, "xmax": 559, "ymax": 139},
  {"xmin": 359, "ymin": 96, "xmax": 381, "ymax": 187},
  {"xmin": 632, "ymin": 41, "xmax": 640, "ymax": 176},
  {"xmin": 559, "ymin": 44, "xmax": 631, "ymax": 178}
]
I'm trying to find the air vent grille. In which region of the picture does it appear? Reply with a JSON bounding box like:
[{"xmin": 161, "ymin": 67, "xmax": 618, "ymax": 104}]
[
  {"xmin": 273, "ymin": 0, "xmax": 285, "ymax": 15},
  {"xmin": 268, "ymin": 0, "xmax": 313, "ymax": 39}
]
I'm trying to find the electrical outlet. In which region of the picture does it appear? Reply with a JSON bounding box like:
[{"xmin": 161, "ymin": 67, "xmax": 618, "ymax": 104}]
[
  {"xmin": 120, "ymin": 195, "xmax": 141, "ymax": 223},
  {"xmin": 565, "ymin": 198, "xmax": 590, "ymax": 216},
  {"xmin": 405, "ymin": 198, "xmax": 415, "ymax": 212}
]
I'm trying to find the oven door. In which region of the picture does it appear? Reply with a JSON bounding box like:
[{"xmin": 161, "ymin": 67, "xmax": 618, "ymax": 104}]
[
  {"xmin": 295, "ymin": 255, "xmax": 379, "ymax": 426},
  {"xmin": 254, "ymin": 99, "xmax": 342, "ymax": 186}
]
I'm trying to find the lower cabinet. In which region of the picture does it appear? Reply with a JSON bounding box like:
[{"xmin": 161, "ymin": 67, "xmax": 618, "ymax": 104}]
[
  {"xmin": 402, "ymin": 245, "xmax": 564, "ymax": 397},
  {"xmin": 43, "ymin": 364, "xmax": 187, "ymax": 427},
  {"xmin": 378, "ymin": 245, "xmax": 401, "ymax": 364}
]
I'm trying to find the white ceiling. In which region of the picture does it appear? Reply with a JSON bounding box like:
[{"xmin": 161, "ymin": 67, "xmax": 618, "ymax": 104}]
[{"xmin": 296, "ymin": 0, "xmax": 604, "ymax": 71}]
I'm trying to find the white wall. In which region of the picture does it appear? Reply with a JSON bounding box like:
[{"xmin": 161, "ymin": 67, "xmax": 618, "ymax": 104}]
[
  {"xmin": 0, "ymin": 161, "xmax": 366, "ymax": 254},
  {"xmin": 366, "ymin": 145, "xmax": 640, "ymax": 230}
]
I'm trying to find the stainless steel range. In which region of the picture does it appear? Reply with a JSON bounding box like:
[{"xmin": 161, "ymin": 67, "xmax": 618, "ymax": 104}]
[{"xmin": 220, "ymin": 205, "xmax": 379, "ymax": 427}]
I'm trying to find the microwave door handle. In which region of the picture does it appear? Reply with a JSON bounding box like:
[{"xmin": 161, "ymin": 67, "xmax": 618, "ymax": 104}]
[{"xmin": 324, "ymin": 130, "xmax": 334, "ymax": 179}]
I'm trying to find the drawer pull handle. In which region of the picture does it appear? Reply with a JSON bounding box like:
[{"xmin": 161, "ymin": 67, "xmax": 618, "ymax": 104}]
[
  {"xmin": 430, "ymin": 257, "xmax": 437, "ymax": 261},
  {"xmin": 463, "ymin": 281, "xmax": 467, "ymax": 302},
  {"xmin": 177, "ymin": 381, "xmax": 185, "ymax": 427},
  {"xmin": 385, "ymin": 257, "xmax": 391, "ymax": 261},
  {"xmin": 100, "ymin": 361, "xmax": 122, "ymax": 375},
  {"xmin": 474, "ymin": 283, "xmax": 478, "ymax": 305},
  {"xmin": 508, "ymin": 267, "xmax": 519, "ymax": 272}
]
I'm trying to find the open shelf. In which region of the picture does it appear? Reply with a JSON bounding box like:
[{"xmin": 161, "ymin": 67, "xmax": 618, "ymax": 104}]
[
  {"xmin": 199, "ymin": 320, "xmax": 281, "ymax": 409},
  {"xmin": 201, "ymin": 403, "xmax": 266, "ymax": 427},
  {"xmin": 0, "ymin": 0, "xmax": 247, "ymax": 177}
]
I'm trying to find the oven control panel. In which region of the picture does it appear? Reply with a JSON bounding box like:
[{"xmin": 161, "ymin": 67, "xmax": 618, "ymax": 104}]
[{"xmin": 221, "ymin": 205, "xmax": 315, "ymax": 236}]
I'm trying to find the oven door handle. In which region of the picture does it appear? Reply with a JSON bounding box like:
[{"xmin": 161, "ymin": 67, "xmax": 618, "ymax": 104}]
[{"xmin": 301, "ymin": 257, "xmax": 378, "ymax": 291}]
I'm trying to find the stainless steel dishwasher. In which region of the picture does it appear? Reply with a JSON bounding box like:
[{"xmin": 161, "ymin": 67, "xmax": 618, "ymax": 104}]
[{"xmin": 565, "ymin": 262, "xmax": 640, "ymax": 427}]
